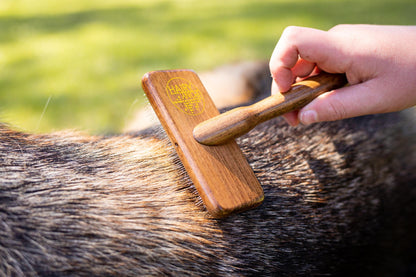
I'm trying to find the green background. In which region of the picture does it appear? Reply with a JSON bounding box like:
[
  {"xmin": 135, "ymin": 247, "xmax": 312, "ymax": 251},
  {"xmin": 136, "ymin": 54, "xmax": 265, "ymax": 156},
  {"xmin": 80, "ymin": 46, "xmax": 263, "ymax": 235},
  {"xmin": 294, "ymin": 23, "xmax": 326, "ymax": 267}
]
[{"xmin": 1, "ymin": 0, "xmax": 415, "ymax": 133}]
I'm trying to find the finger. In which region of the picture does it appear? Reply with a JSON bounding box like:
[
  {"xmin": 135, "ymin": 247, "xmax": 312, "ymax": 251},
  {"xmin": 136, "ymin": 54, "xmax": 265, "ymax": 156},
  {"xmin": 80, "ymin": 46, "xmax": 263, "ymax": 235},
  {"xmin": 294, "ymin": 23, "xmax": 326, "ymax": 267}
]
[
  {"xmin": 271, "ymin": 66, "xmax": 295, "ymax": 93},
  {"xmin": 270, "ymin": 26, "xmax": 349, "ymax": 91},
  {"xmin": 270, "ymin": 27, "xmax": 327, "ymax": 75},
  {"xmin": 298, "ymin": 79, "xmax": 387, "ymax": 124},
  {"xmin": 269, "ymin": 27, "xmax": 303, "ymax": 92},
  {"xmin": 282, "ymin": 111, "xmax": 300, "ymax": 126},
  {"xmin": 292, "ymin": 58, "xmax": 316, "ymax": 78}
]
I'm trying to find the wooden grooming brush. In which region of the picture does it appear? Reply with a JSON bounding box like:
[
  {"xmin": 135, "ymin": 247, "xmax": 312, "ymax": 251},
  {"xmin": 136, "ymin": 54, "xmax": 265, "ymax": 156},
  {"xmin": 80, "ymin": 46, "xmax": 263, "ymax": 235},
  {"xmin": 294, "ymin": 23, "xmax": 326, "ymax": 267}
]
[{"xmin": 142, "ymin": 70, "xmax": 347, "ymax": 218}]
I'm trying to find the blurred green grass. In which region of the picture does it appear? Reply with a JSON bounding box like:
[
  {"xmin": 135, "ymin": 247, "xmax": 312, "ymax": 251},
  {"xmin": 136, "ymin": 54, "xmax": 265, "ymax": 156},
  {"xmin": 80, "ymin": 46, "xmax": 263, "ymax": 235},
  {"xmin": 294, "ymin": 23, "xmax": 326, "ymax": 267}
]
[{"xmin": 1, "ymin": 0, "xmax": 415, "ymax": 133}]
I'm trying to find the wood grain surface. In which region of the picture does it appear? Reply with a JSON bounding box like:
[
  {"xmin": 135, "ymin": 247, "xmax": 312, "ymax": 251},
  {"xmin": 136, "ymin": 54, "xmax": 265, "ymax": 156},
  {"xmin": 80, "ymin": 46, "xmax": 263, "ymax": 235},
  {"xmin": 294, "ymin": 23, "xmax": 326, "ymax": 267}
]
[{"xmin": 142, "ymin": 69, "xmax": 264, "ymax": 218}]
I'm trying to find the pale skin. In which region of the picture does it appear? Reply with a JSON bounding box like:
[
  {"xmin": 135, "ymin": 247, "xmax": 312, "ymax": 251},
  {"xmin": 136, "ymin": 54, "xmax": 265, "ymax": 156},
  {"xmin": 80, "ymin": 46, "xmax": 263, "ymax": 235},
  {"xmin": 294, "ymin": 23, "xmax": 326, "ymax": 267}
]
[{"xmin": 269, "ymin": 24, "xmax": 416, "ymax": 126}]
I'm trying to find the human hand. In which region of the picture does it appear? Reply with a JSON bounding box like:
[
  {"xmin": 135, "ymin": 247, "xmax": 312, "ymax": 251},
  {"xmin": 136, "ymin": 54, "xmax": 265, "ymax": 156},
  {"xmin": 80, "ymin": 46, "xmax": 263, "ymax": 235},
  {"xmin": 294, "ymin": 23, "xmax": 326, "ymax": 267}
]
[{"xmin": 269, "ymin": 24, "xmax": 416, "ymax": 126}]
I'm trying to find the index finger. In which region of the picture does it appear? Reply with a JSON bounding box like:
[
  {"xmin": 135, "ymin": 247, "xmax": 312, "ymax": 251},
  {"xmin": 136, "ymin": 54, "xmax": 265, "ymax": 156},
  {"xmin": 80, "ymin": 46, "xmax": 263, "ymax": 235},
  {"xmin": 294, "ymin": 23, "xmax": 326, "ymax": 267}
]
[{"xmin": 269, "ymin": 26, "xmax": 344, "ymax": 92}]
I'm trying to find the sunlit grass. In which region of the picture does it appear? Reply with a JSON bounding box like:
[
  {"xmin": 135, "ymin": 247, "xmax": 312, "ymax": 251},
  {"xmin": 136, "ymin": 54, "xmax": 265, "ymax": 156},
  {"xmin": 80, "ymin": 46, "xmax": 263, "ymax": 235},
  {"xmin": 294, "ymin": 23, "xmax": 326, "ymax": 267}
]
[{"xmin": 1, "ymin": 0, "xmax": 415, "ymax": 133}]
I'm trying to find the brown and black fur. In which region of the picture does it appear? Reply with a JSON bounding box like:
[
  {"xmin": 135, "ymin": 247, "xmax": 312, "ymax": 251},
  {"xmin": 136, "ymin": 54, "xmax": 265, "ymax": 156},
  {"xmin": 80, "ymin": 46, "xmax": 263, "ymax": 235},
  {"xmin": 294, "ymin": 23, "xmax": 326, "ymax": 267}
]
[{"xmin": 0, "ymin": 69, "xmax": 415, "ymax": 276}]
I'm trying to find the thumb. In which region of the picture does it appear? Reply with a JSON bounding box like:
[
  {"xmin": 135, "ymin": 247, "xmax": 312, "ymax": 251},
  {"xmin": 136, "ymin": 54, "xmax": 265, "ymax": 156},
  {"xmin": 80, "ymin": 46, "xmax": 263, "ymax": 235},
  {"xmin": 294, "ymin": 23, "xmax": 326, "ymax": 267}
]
[{"xmin": 298, "ymin": 80, "xmax": 389, "ymax": 124}]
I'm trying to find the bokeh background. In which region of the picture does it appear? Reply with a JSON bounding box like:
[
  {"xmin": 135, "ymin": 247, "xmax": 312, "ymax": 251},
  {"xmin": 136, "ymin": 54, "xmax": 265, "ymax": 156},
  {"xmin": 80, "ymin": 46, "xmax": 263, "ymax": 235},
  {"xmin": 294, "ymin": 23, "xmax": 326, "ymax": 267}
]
[{"xmin": 1, "ymin": 0, "xmax": 415, "ymax": 133}]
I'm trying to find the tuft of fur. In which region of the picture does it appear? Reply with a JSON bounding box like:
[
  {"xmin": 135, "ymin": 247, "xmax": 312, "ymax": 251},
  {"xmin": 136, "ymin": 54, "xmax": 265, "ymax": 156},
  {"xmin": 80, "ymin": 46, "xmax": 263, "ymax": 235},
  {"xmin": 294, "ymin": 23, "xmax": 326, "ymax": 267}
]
[{"xmin": 0, "ymin": 106, "xmax": 415, "ymax": 276}]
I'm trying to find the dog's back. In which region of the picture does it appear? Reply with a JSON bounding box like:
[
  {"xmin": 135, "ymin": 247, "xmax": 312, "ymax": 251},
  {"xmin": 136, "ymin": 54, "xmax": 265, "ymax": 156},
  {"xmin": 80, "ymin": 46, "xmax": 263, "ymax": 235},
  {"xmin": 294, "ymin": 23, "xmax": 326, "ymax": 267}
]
[{"xmin": 1, "ymin": 105, "xmax": 415, "ymax": 276}]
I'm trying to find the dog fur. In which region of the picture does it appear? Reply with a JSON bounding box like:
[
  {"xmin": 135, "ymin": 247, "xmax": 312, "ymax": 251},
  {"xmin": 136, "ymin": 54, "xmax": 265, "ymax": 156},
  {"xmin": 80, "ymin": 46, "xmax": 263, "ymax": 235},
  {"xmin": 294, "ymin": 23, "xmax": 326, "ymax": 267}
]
[{"xmin": 0, "ymin": 107, "xmax": 415, "ymax": 276}]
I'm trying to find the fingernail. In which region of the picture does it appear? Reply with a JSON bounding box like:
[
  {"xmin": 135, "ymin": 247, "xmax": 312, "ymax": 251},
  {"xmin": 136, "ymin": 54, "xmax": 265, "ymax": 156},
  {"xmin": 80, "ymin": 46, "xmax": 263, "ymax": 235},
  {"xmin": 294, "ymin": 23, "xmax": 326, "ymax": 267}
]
[{"xmin": 300, "ymin": 110, "xmax": 318, "ymax": 125}]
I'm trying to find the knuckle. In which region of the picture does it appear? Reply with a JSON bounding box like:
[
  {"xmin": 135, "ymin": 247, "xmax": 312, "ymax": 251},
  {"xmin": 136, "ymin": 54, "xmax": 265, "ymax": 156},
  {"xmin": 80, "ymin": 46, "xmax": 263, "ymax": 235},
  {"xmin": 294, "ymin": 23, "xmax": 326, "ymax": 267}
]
[{"xmin": 281, "ymin": 26, "xmax": 302, "ymax": 40}]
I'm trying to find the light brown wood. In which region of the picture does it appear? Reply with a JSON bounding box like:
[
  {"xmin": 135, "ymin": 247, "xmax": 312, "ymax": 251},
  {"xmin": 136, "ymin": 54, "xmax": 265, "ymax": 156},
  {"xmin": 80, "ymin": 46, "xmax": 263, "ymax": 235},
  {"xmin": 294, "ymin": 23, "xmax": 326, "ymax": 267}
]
[
  {"xmin": 193, "ymin": 73, "xmax": 348, "ymax": 145},
  {"xmin": 142, "ymin": 69, "xmax": 264, "ymax": 218}
]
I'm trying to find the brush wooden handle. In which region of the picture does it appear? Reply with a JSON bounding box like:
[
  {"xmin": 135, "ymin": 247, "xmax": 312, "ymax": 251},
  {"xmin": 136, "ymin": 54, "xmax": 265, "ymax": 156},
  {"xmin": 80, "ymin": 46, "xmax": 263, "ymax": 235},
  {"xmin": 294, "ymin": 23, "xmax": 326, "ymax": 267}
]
[{"xmin": 193, "ymin": 73, "xmax": 347, "ymax": 145}]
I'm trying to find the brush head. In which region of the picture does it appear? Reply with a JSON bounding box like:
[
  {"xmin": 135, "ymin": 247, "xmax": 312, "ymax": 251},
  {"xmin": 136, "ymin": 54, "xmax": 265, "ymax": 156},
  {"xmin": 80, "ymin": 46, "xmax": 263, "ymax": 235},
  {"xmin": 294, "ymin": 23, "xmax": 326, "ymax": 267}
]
[{"xmin": 141, "ymin": 69, "xmax": 263, "ymax": 218}]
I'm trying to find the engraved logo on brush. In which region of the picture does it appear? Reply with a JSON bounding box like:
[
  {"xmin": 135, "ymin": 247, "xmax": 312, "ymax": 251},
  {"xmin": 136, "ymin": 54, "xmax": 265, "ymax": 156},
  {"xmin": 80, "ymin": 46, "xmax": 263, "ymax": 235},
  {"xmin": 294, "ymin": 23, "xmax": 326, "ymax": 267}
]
[{"xmin": 166, "ymin": 77, "xmax": 205, "ymax": 115}]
